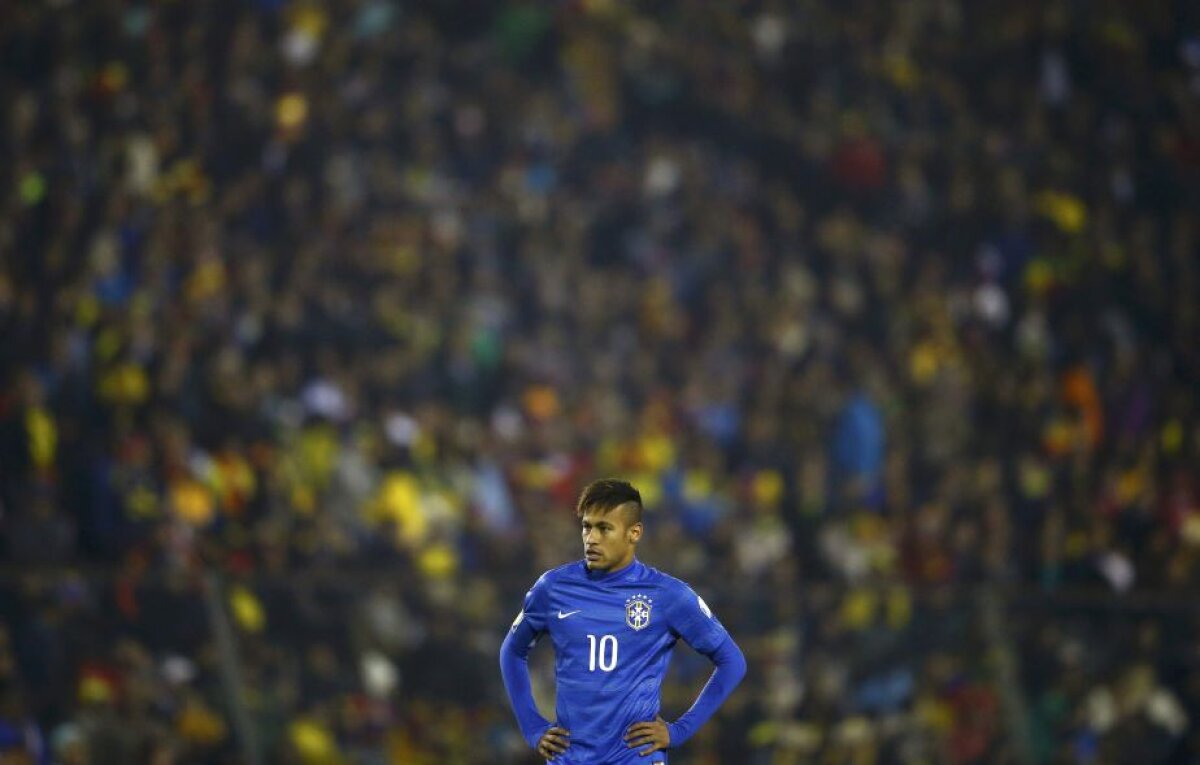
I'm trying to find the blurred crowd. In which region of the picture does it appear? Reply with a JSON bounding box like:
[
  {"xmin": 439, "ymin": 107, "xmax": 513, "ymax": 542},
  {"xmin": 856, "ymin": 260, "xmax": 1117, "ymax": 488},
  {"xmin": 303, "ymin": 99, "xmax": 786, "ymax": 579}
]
[
  {"xmin": 1015, "ymin": 599, "xmax": 1200, "ymax": 764},
  {"xmin": 2, "ymin": 0, "xmax": 1198, "ymax": 762}
]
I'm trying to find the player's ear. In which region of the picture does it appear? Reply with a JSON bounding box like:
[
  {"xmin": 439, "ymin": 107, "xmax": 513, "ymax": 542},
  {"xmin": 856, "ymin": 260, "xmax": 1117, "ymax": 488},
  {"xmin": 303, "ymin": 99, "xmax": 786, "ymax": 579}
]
[{"xmin": 628, "ymin": 521, "xmax": 643, "ymax": 544}]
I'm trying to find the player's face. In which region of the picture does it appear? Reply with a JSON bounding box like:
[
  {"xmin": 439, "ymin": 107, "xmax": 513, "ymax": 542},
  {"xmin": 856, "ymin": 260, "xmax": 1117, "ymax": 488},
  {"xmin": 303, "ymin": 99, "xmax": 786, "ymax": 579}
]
[{"xmin": 580, "ymin": 505, "xmax": 641, "ymax": 572}]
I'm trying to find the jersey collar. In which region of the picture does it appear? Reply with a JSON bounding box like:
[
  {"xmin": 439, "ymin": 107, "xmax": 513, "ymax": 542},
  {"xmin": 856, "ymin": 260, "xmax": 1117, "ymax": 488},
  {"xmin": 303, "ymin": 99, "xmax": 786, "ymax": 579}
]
[{"xmin": 583, "ymin": 557, "xmax": 644, "ymax": 583}]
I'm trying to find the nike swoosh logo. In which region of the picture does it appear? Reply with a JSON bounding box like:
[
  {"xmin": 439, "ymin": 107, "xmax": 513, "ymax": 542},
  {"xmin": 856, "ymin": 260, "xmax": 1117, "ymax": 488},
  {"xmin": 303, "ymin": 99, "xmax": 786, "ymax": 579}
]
[{"xmin": 557, "ymin": 610, "xmax": 582, "ymax": 619}]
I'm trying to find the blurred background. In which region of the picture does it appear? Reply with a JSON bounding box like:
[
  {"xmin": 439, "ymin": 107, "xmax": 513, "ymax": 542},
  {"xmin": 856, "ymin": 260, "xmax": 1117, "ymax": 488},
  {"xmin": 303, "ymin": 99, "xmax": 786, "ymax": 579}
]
[{"xmin": 1, "ymin": 0, "xmax": 1199, "ymax": 763}]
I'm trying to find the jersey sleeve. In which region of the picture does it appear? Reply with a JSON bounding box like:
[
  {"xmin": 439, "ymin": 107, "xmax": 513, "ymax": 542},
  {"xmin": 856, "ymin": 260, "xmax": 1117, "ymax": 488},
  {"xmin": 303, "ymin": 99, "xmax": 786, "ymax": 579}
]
[
  {"xmin": 663, "ymin": 580, "xmax": 745, "ymax": 746},
  {"xmin": 665, "ymin": 581, "xmax": 730, "ymax": 656},
  {"xmin": 510, "ymin": 572, "xmax": 552, "ymax": 646},
  {"xmin": 499, "ymin": 572, "xmax": 554, "ymax": 749}
]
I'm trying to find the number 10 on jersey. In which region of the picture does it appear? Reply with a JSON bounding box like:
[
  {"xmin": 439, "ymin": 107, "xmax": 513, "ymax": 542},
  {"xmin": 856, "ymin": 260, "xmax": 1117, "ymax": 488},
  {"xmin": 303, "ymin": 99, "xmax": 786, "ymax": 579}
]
[{"xmin": 586, "ymin": 634, "xmax": 618, "ymax": 672}]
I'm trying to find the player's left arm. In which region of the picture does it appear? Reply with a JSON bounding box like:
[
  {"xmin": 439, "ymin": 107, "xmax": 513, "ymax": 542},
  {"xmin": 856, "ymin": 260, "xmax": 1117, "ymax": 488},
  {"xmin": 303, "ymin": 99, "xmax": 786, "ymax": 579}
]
[{"xmin": 626, "ymin": 584, "xmax": 747, "ymax": 754}]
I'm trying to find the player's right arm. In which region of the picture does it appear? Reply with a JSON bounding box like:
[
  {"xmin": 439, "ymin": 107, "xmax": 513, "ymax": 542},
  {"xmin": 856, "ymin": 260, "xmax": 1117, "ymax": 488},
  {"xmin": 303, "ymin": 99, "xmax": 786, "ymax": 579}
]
[{"xmin": 499, "ymin": 573, "xmax": 571, "ymax": 757}]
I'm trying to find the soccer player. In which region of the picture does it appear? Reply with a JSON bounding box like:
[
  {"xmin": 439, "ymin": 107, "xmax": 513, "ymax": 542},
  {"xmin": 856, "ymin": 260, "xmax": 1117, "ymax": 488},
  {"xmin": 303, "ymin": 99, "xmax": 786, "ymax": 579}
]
[{"xmin": 500, "ymin": 479, "xmax": 746, "ymax": 763}]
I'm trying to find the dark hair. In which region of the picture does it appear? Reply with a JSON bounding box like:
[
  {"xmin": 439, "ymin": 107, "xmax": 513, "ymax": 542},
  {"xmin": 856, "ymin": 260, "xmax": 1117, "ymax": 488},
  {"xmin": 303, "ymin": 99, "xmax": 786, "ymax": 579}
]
[{"xmin": 576, "ymin": 478, "xmax": 643, "ymax": 522}]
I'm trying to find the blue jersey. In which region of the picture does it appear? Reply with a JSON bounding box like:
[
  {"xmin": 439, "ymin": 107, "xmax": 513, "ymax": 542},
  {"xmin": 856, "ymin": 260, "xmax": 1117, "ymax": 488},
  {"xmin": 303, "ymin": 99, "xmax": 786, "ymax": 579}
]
[{"xmin": 506, "ymin": 558, "xmax": 731, "ymax": 764}]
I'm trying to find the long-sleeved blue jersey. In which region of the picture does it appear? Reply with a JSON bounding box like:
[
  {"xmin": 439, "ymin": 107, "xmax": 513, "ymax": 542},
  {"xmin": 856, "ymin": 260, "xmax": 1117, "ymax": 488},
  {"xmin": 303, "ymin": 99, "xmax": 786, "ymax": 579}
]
[{"xmin": 500, "ymin": 558, "xmax": 746, "ymax": 764}]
